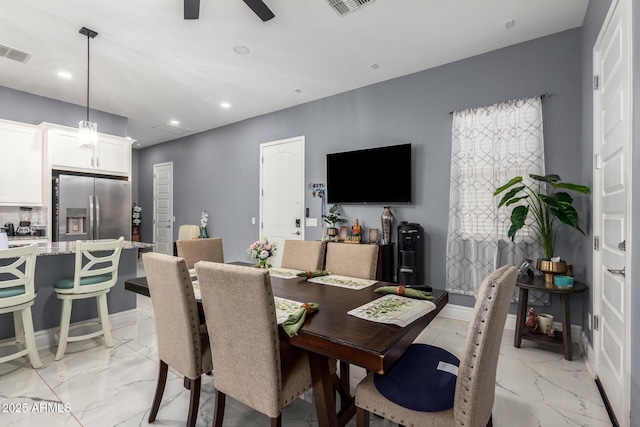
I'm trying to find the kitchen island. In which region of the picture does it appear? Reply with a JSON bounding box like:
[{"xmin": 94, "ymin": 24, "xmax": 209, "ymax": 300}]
[{"xmin": 0, "ymin": 240, "xmax": 154, "ymax": 343}]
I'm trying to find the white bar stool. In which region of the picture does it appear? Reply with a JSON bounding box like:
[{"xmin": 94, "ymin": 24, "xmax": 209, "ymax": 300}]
[
  {"xmin": 53, "ymin": 237, "xmax": 124, "ymax": 361},
  {"xmin": 0, "ymin": 244, "xmax": 42, "ymax": 368}
]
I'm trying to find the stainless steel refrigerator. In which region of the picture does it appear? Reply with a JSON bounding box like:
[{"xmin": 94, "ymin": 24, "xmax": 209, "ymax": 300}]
[{"xmin": 53, "ymin": 174, "xmax": 131, "ymax": 242}]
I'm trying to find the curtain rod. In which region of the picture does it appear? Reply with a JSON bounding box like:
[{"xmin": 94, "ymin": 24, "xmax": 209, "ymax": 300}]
[{"xmin": 449, "ymin": 93, "xmax": 550, "ymax": 115}]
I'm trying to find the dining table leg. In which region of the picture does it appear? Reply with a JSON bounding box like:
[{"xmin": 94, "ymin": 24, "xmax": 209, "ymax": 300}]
[{"xmin": 308, "ymin": 352, "xmax": 356, "ymax": 427}]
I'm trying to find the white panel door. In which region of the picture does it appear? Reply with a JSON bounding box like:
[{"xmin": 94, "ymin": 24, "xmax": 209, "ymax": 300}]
[
  {"xmin": 260, "ymin": 136, "xmax": 305, "ymax": 267},
  {"xmin": 153, "ymin": 162, "xmax": 173, "ymax": 255},
  {"xmin": 592, "ymin": 0, "xmax": 631, "ymax": 424}
]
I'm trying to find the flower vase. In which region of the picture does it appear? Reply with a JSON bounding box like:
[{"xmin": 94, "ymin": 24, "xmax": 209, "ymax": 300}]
[
  {"xmin": 381, "ymin": 206, "xmax": 394, "ymax": 244},
  {"xmin": 258, "ymin": 258, "xmax": 268, "ymax": 269},
  {"xmin": 200, "ymin": 226, "xmax": 208, "ymax": 239}
]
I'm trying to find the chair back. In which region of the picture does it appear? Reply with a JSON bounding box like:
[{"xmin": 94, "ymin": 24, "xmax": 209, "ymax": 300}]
[
  {"xmin": 176, "ymin": 238, "xmax": 224, "ymax": 269},
  {"xmin": 69, "ymin": 237, "xmax": 124, "ymax": 294},
  {"xmin": 453, "ymin": 265, "xmax": 518, "ymax": 427},
  {"xmin": 280, "ymin": 240, "xmax": 326, "ymax": 271},
  {"xmin": 143, "ymin": 252, "xmax": 205, "ymax": 379},
  {"xmin": 178, "ymin": 225, "xmax": 201, "ymax": 240},
  {"xmin": 325, "ymin": 242, "xmax": 379, "ymax": 279},
  {"xmin": 0, "ymin": 244, "xmax": 37, "ymax": 308},
  {"xmin": 195, "ymin": 261, "xmax": 283, "ymax": 416}
]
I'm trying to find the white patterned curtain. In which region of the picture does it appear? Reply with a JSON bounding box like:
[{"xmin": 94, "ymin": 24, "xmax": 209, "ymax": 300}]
[{"xmin": 446, "ymin": 96, "xmax": 548, "ymax": 304}]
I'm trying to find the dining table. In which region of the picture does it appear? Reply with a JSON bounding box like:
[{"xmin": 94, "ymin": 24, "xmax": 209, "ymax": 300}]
[{"xmin": 125, "ymin": 263, "xmax": 448, "ymax": 427}]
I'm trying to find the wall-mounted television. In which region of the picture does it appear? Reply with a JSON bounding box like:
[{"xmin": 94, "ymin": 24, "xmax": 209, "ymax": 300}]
[{"xmin": 326, "ymin": 143, "xmax": 412, "ymax": 204}]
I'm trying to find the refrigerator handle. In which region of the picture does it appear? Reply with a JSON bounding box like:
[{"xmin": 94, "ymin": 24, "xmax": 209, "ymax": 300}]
[
  {"xmin": 95, "ymin": 196, "xmax": 101, "ymax": 240},
  {"xmin": 89, "ymin": 195, "xmax": 95, "ymax": 240}
]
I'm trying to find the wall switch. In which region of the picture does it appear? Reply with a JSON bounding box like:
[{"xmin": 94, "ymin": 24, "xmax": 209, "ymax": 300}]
[
  {"xmin": 252, "ymin": 217, "xmax": 256, "ymax": 225},
  {"xmin": 306, "ymin": 218, "xmax": 318, "ymax": 227}
]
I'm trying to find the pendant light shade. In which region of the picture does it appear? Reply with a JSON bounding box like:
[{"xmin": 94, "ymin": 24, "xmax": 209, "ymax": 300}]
[{"xmin": 78, "ymin": 27, "xmax": 98, "ymax": 148}]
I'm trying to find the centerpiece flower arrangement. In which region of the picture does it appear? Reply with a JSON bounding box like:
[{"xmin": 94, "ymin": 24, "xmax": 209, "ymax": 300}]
[
  {"xmin": 132, "ymin": 204, "xmax": 142, "ymax": 234},
  {"xmin": 248, "ymin": 238, "xmax": 277, "ymax": 269}
]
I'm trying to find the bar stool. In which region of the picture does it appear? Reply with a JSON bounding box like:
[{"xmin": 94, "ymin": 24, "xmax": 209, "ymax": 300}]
[
  {"xmin": 0, "ymin": 244, "xmax": 41, "ymax": 368},
  {"xmin": 53, "ymin": 237, "xmax": 124, "ymax": 361}
]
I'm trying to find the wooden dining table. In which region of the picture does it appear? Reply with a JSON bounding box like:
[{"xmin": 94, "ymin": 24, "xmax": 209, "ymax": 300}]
[{"xmin": 125, "ymin": 265, "xmax": 448, "ymax": 427}]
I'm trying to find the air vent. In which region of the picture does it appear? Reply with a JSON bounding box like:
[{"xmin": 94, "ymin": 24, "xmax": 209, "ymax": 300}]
[
  {"xmin": 0, "ymin": 44, "xmax": 31, "ymax": 63},
  {"xmin": 325, "ymin": 0, "xmax": 374, "ymax": 16},
  {"xmin": 152, "ymin": 123, "xmax": 193, "ymax": 135}
]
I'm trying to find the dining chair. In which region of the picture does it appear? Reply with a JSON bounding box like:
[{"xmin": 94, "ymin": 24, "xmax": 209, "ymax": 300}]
[
  {"xmin": 177, "ymin": 224, "xmax": 201, "ymax": 240},
  {"xmin": 0, "ymin": 244, "xmax": 42, "ymax": 368},
  {"xmin": 142, "ymin": 252, "xmax": 213, "ymax": 427},
  {"xmin": 53, "ymin": 237, "xmax": 124, "ymax": 361},
  {"xmin": 176, "ymin": 237, "xmax": 224, "ymax": 269},
  {"xmin": 354, "ymin": 265, "xmax": 518, "ymax": 427},
  {"xmin": 325, "ymin": 242, "xmax": 379, "ymax": 279},
  {"xmin": 280, "ymin": 240, "xmax": 326, "ymax": 271},
  {"xmin": 195, "ymin": 261, "xmax": 330, "ymax": 427}
]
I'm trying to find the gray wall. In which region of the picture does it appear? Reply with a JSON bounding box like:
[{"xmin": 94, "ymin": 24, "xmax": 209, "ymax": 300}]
[{"xmin": 138, "ymin": 29, "xmax": 585, "ymax": 322}]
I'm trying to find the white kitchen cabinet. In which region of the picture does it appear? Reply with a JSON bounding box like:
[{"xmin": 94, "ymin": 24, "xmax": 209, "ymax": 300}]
[
  {"xmin": 43, "ymin": 123, "xmax": 131, "ymax": 176},
  {"xmin": 0, "ymin": 119, "xmax": 43, "ymax": 206}
]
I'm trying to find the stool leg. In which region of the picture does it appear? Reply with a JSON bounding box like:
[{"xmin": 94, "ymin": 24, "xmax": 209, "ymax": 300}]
[
  {"xmin": 13, "ymin": 311, "xmax": 25, "ymax": 351},
  {"xmin": 21, "ymin": 307, "xmax": 42, "ymax": 368},
  {"xmin": 55, "ymin": 299, "xmax": 73, "ymax": 361},
  {"xmin": 97, "ymin": 294, "xmax": 113, "ymax": 348}
]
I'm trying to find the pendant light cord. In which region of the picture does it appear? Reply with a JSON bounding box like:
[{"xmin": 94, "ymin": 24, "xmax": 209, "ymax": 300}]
[{"xmin": 86, "ymin": 32, "xmax": 90, "ymax": 122}]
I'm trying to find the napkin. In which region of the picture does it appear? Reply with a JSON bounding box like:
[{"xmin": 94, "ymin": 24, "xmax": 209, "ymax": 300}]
[
  {"xmin": 374, "ymin": 286, "xmax": 435, "ymax": 301},
  {"xmin": 282, "ymin": 302, "xmax": 319, "ymax": 337},
  {"xmin": 296, "ymin": 270, "xmax": 330, "ymax": 279}
]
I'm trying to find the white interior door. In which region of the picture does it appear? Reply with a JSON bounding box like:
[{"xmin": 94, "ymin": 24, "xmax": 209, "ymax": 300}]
[
  {"xmin": 153, "ymin": 162, "xmax": 174, "ymax": 255},
  {"xmin": 260, "ymin": 136, "xmax": 305, "ymax": 267},
  {"xmin": 592, "ymin": 0, "xmax": 631, "ymax": 424}
]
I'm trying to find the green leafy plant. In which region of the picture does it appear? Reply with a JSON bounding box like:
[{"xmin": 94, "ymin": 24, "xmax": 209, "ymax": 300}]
[
  {"xmin": 494, "ymin": 174, "xmax": 590, "ymax": 260},
  {"xmin": 322, "ymin": 204, "xmax": 347, "ymax": 228}
]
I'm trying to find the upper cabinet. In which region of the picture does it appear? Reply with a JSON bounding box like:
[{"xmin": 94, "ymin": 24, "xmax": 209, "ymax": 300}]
[
  {"xmin": 42, "ymin": 123, "xmax": 131, "ymax": 177},
  {"xmin": 0, "ymin": 119, "xmax": 43, "ymax": 206}
]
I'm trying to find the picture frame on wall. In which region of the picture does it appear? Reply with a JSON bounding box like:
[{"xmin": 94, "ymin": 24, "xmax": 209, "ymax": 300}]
[{"xmin": 517, "ymin": 258, "xmax": 534, "ymax": 278}]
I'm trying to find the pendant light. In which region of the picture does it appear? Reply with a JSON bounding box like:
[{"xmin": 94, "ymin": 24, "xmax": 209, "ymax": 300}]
[{"xmin": 78, "ymin": 27, "xmax": 98, "ymax": 148}]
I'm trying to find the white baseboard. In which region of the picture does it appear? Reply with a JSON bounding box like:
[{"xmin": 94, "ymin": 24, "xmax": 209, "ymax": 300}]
[
  {"xmin": 440, "ymin": 304, "xmax": 583, "ymax": 344},
  {"xmin": 581, "ymin": 330, "xmax": 596, "ymax": 376}
]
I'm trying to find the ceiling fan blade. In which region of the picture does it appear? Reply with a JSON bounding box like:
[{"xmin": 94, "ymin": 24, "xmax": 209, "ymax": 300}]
[
  {"xmin": 242, "ymin": 0, "xmax": 275, "ymax": 22},
  {"xmin": 184, "ymin": 0, "xmax": 200, "ymax": 19}
]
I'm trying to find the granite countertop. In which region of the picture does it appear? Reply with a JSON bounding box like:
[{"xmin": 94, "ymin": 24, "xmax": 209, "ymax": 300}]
[{"xmin": 8, "ymin": 240, "xmax": 154, "ymax": 256}]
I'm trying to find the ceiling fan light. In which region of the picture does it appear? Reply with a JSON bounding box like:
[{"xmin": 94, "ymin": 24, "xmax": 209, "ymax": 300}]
[{"xmin": 79, "ymin": 120, "xmax": 98, "ymax": 148}]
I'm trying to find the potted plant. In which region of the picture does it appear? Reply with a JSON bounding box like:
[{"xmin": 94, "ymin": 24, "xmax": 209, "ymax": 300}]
[
  {"xmin": 494, "ymin": 174, "xmax": 590, "ymax": 282},
  {"xmin": 323, "ymin": 204, "xmax": 347, "ymax": 240}
]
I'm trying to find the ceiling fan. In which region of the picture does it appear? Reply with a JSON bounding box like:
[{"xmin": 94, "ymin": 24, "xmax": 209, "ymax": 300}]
[{"xmin": 184, "ymin": 0, "xmax": 275, "ymax": 21}]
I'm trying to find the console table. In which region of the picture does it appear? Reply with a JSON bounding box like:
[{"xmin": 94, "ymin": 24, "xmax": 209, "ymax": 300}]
[{"xmin": 514, "ymin": 275, "xmax": 587, "ymax": 361}]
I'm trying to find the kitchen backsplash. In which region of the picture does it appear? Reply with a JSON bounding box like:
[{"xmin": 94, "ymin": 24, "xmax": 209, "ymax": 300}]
[{"xmin": 0, "ymin": 206, "xmax": 48, "ymax": 235}]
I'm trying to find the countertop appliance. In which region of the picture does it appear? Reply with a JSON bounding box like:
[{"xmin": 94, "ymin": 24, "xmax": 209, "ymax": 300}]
[
  {"xmin": 4, "ymin": 223, "xmax": 15, "ymax": 236},
  {"xmin": 53, "ymin": 174, "xmax": 131, "ymax": 242}
]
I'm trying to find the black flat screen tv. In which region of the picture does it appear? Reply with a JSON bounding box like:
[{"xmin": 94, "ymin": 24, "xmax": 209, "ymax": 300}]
[{"xmin": 326, "ymin": 143, "xmax": 412, "ymax": 204}]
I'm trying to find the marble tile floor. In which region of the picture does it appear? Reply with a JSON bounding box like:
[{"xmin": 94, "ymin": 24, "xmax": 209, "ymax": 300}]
[{"xmin": 1, "ymin": 297, "xmax": 612, "ymax": 427}]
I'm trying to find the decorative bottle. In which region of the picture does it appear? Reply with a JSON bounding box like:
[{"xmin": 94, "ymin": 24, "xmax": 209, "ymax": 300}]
[{"xmin": 381, "ymin": 206, "xmax": 393, "ymax": 244}]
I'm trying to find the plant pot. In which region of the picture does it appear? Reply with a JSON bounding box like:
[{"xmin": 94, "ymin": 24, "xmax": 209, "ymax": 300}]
[
  {"xmin": 326, "ymin": 227, "xmax": 338, "ymax": 240},
  {"xmin": 536, "ymin": 259, "xmax": 567, "ymax": 283}
]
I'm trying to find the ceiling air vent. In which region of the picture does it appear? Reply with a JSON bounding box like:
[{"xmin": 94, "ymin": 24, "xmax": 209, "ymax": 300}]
[
  {"xmin": 325, "ymin": 0, "xmax": 374, "ymax": 16},
  {"xmin": 0, "ymin": 44, "xmax": 31, "ymax": 63},
  {"xmin": 152, "ymin": 123, "xmax": 193, "ymax": 136}
]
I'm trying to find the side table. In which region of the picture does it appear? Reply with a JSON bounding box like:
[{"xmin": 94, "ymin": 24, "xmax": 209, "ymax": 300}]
[{"xmin": 514, "ymin": 275, "xmax": 587, "ymax": 361}]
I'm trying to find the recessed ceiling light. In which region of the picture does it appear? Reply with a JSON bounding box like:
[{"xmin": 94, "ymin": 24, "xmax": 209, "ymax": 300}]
[
  {"xmin": 221, "ymin": 102, "xmax": 231, "ymax": 109},
  {"xmin": 57, "ymin": 71, "xmax": 73, "ymax": 79},
  {"xmin": 169, "ymin": 119, "xmax": 180, "ymax": 125},
  {"xmin": 233, "ymin": 45, "xmax": 250, "ymax": 55},
  {"xmin": 504, "ymin": 19, "xmax": 515, "ymax": 29},
  {"xmin": 136, "ymin": 142, "xmax": 141, "ymax": 147}
]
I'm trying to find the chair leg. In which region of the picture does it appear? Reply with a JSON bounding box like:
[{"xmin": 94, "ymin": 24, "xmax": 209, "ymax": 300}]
[
  {"xmin": 148, "ymin": 360, "xmax": 169, "ymax": 423},
  {"xmin": 356, "ymin": 406, "xmax": 369, "ymax": 427},
  {"xmin": 486, "ymin": 414, "xmax": 493, "ymax": 427},
  {"xmin": 214, "ymin": 390, "xmax": 226, "ymax": 427},
  {"xmin": 13, "ymin": 311, "xmax": 25, "ymax": 351},
  {"xmin": 186, "ymin": 377, "xmax": 201, "ymax": 427},
  {"xmin": 270, "ymin": 415, "xmax": 282, "ymax": 427},
  {"xmin": 20, "ymin": 307, "xmax": 42, "ymax": 368},
  {"xmin": 55, "ymin": 299, "xmax": 73, "ymax": 361},
  {"xmin": 97, "ymin": 294, "xmax": 113, "ymax": 347}
]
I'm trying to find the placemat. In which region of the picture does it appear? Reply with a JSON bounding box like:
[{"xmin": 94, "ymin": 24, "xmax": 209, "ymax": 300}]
[
  {"xmin": 307, "ymin": 274, "xmax": 378, "ymax": 290},
  {"xmin": 347, "ymin": 294, "xmax": 436, "ymax": 327},
  {"xmin": 268, "ymin": 267, "xmax": 305, "ymax": 279},
  {"xmin": 274, "ymin": 296, "xmax": 305, "ymax": 324}
]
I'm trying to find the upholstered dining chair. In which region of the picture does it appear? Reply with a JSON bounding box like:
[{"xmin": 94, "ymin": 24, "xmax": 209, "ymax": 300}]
[
  {"xmin": 280, "ymin": 240, "xmax": 326, "ymax": 271},
  {"xmin": 325, "ymin": 242, "xmax": 379, "ymax": 279},
  {"xmin": 53, "ymin": 237, "xmax": 124, "ymax": 361},
  {"xmin": 354, "ymin": 265, "xmax": 518, "ymax": 427},
  {"xmin": 0, "ymin": 244, "xmax": 42, "ymax": 368},
  {"xmin": 195, "ymin": 261, "xmax": 326, "ymax": 427},
  {"xmin": 176, "ymin": 237, "xmax": 224, "ymax": 269},
  {"xmin": 142, "ymin": 252, "xmax": 213, "ymax": 427}
]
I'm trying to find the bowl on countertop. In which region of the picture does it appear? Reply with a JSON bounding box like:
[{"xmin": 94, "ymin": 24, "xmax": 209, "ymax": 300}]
[{"xmin": 554, "ymin": 275, "xmax": 574, "ymax": 288}]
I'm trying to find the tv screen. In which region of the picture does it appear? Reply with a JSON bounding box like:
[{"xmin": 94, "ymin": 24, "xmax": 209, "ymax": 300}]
[{"xmin": 326, "ymin": 143, "xmax": 412, "ymax": 204}]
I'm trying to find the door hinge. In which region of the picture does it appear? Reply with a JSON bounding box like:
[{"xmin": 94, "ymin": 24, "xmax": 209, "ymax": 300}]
[
  {"xmin": 261, "ymin": 222, "xmax": 263, "ymax": 229},
  {"xmin": 594, "ymin": 153, "xmax": 602, "ymax": 169},
  {"xmin": 261, "ymin": 188, "xmax": 264, "ymax": 196},
  {"xmin": 593, "ymin": 315, "xmax": 600, "ymax": 331},
  {"xmin": 261, "ymin": 156, "xmax": 264, "ymax": 163},
  {"xmin": 593, "ymin": 74, "xmax": 600, "ymax": 90},
  {"xmin": 594, "ymin": 235, "xmax": 600, "ymax": 251}
]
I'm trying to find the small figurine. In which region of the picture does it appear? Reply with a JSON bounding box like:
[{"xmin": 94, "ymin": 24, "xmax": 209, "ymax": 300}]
[
  {"xmin": 353, "ymin": 219, "xmax": 361, "ymax": 237},
  {"xmin": 548, "ymin": 327, "xmax": 556, "ymax": 338},
  {"xmin": 525, "ymin": 307, "xmax": 538, "ymax": 330}
]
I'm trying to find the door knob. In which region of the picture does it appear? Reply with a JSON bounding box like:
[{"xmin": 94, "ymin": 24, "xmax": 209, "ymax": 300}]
[
  {"xmin": 618, "ymin": 240, "xmax": 626, "ymax": 251},
  {"xmin": 292, "ymin": 231, "xmax": 301, "ymax": 235},
  {"xmin": 607, "ymin": 267, "xmax": 625, "ymax": 277}
]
